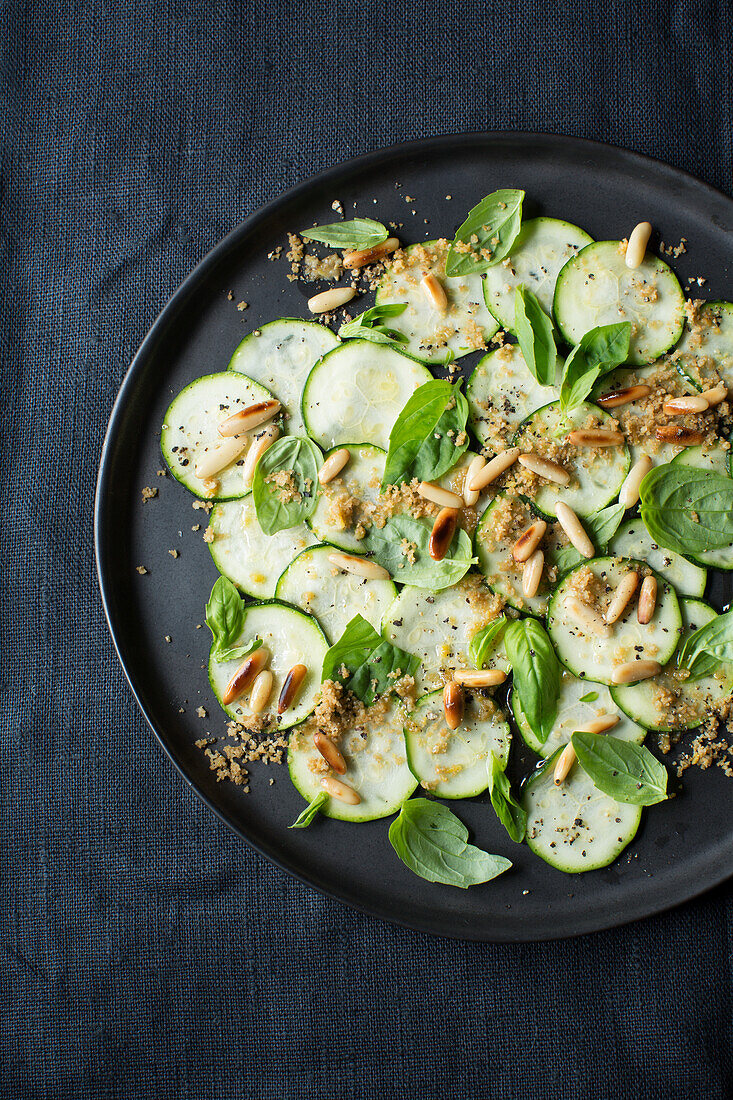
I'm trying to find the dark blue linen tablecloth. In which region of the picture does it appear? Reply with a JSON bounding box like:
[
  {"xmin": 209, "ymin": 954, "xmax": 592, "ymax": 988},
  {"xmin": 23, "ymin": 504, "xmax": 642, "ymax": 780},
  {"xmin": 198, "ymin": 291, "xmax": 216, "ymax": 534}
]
[{"xmin": 3, "ymin": 2, "xmax": 732, "ymax": 1097}]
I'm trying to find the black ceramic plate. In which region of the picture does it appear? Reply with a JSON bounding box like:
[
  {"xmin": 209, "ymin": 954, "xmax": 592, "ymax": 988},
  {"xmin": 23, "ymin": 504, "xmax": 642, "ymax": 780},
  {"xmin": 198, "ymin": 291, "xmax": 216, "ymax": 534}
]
[{"xmin": 95, "ymin": 133, "xmax": 733, "ymax": 941}]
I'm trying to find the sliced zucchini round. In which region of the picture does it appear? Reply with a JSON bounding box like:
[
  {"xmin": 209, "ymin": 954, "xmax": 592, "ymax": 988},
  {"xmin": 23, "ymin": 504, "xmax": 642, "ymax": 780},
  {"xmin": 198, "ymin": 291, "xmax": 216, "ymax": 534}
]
[
  {"xmin": 670, "ymin": 443, "xmax": 733, "ymax": 570},
  {"xmin": 309, "ymin": 443, "xmax": 385, "ymax": 552},
  {"xmin": 608, "ymin": 518, "xmax": 707, "ymax": 598},
  {"xmin": 381, "ymin": 577, "xmax": 509, "ymax": 694},
  {"xmin": 374, "ymin": 239, "xmax": 498, "ymax": 364},
  {"xmin": 482, "ymin": 216, "xmax": 593, "ymax": 332},
  {"xmin": 547, "ymin": 556, "xmax": 682, "ymax": 686},
  {"xmin": 207, "ymin": 497, "xmax": 317, "ymax": 599},
  {"xmin": 228, "ymin": 318, "xmax": 339, "ymax": 436},
  {"xmin": 512, "ymin": 670, "xmax": 646, "ymax": 757},
  {"xmin": 554, "ymin": 241, "xmax": 686, "ymax": 365},
  {"xmin": 611, "ymin": 598, "xmax": 733, "ymax": 731},
  {"xmin": 275, "ymin": 544, "xmax": 396, "ymax": 643},
  {"xmin": 523, "ymin": 749, "xmax": 642, "ymax": 873},
  {"xmin": 474, "ymin": 492, "xmax": 555, "ymax": 617},
  {"xmin": 288, "ymin": 697, "xmax": 418, "ymax": 822},
  {"xmin": 161, "ymin": 372, "xmax": 274, "ymax": 499},
  {"xmin": 301, "ymin": 340, "xmax": 431, "ymax": 451},
  {"xmin": 512, "ymin": 401, "xmax": 630, "ymax": 518},
  {"xmin": 208, "ymin": 601, "xmax": 328, "ymax": 730},
  {"xmin": 593, "ymin": 362, "xmax": 689, "ymax": 465},
  {"xmin": 404, "ymin": 690, "xmax": 510, "ymax": 799},
  {"xmin": 672, "ymin": 301, "xmax": 733, "ymax": 391},
  {"xmin": 467, "ymin": 344, "xmax": 561, "ymax": 454}
]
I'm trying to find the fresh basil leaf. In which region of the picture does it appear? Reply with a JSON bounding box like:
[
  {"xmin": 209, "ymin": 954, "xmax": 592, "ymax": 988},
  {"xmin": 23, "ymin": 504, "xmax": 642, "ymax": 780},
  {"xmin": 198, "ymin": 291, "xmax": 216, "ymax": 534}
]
[
  {"xmin": 363, "ymin": 515, "xmax": 475, "ymax": 590},
  {"xmin": 571, "ymin": 732, "xmax": 668, "ymax": 806},
  {"xmin": 446, "ymin": 189, "xmax": 524, "ymax": 276},
  {"xmin": 300, "ymin": 218, "xmax": 388, "ymax": 249},
  {"xmin": 578, "ymin": 691, "xmax": 599, "ymax": 703},
  {"xmin": 382, "ymin": 380, "xmax": 470, "ymax": 488},
  {"xmin": 289, "ymin": 791, "xmax": 328, "ymax": 829},
  {"xmin": 218, "ymin": 638, "xmax": 262, "ymax": 663},
  {"xmin": 504, "ymin": 619, "xmax": 560, "ymax": 745},
  {"xmin": 321, "ymin": 614, "xmax": 420, "ymax": 705},
  {"xmin": 551, "ymin": 503, "xmax": 625, "ymax": 574},
  {"xmin": 252, "ymin": 435, "xmax": 322, "ymax": 535},
  {"xmin": 514, "ymin": 285, "xmax": 557, "ymax": 387},
  {"xmin": 388, "ymin": 798, "xmax": 512, "ymax": 887},
  {"xmin": 639, "ymin": 465, "xmax": 733, "ymax": 554},
  {"xmin": 487, "ymin": 753, "xmax": 527, "ymax": 843},
  {"xmin": 677, "ymin": 608, "xmax": 733, "ymax": 678},
  {"xmin": 559, "ymin": 322, "xmax": 631, "ymax": 414},
  {"xmin": 339, "ymin": 303, "xmax": 410, "ymax": 348},
  {"xmin": 205, "ymin": 576, "xmax": 245, "ymax": 653},
  {"xmin": 469, "ymin": 616, "xmax": 507, "ymax": 669}
]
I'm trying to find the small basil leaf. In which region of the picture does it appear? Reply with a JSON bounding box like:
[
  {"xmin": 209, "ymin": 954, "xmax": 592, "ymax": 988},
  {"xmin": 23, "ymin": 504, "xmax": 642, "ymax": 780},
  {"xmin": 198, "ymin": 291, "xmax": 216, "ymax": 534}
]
[
  {"xmin": 382, "ymin": 380, "xmax": 470, "ymax": 487},
  {"xmin": 677, "ymin": 608, "xmax": 733, "ymax": 677},
  {"xmin": 300, "ymin": 218, "xmax": 388, "ymax": 249},
  {"xmin": 363, "ymin": 515, "xmax": 475, "ymax": 590},
  {"xmin": 321, "ymin": 614, "xmax": 420, "ymax": 705},
  {"xmin": 578, "ymin": 691, "xmax": 599, "ymax": 703},
  {"xmin": 551, "ymin": 503, "xmax": 625, "ymax": 574},
  {"xmin": 559, "ymin": 322, "xmax": 631, "ymax": 414},
  {"xmin": 571, "ymin": 732, "xmax": 668, "ymax": 806},
  {"xmin": 504, "ymin": 619, "xmax": 561, "ymax": 745},
  {"xmin": 469, "ymin": 616, "xmax": 507, "ymax": 669},
  {"xmin": 639, "ymin": 466, "xmax": 733, "ymax": 554},
  {"xmin": 339, "ymin": 303, "xmax": 410, "ymax": 349},
  {"xmin": 487, "ymin": 753, "xmax": 527, "ymax": 843},
  {"xmin": 388, "ymin": 798, "xmax": 512, "ymax": 887},
  {"xmin": 218, "ymin": 638, "xmax": 262, "ymax": 663},
  {"xmin": 252, "ymin": 435, "xmax": 322, "ymax": 535},
  {"xmin": 289, "ymin": 791, "xmax": 329, "ymax": 829},
  {"xmin": 205, "ymin": 576, "xmax": 245, "ymax": 653},
  {"xmin": 446, "ymin": 189, "xmax": 524, "ymax": 276},
  {"xmin": 514, "ymin": 285, "xmax": 557, "ymax": 387}
]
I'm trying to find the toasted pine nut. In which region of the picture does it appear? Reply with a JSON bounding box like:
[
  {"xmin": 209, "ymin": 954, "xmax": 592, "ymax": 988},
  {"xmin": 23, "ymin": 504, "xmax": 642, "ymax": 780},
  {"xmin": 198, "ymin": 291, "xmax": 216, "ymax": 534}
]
[
  {"xmin": 578, "ymin": 714, "xmax": 620, "ymax": 735},
  {"xmin": 195, "ymin": 436, "xmax": 248, "ymax": 480},
  {"xmin": 555, "ymin": 502, "xmax": 594, "ymax": 559},
  {"xmin": 327, "ymin": 552, "xmax": 390, "ymax": 580},
  {"xmin": 243, "ymin": 423, "xmax": 280, "ymax": 486},
  {"xmin": 554, "ymin": 743, "xmax": 577, "ymax": 785},
  {"xmin": 625, "ymin": 221, "xmax": 652, "ymax": 269},
  {"xmin": 218, "ymin": 400, "xmax": 280, "ymax": 437},
  {"xmin": 342, "ymin": 237, "xmax": 400, "ymax": 270},
  {"xmin": 611, "ymin": 659, "xmax": 662, "ymax": 685},
  {"xmin": 597, "ymin": 384, "xmax": 652, "ymax": 408},
  {"xmin": 518, "ymin": 453, "xmax": 570, "ymax": 485},
  {"xmin": 452, "ymin": 668, "xmax": 508, "ymax": 688},
  {"xmin": 663, "ymin": 395, "xmax": 710, "ymax": 415},
  {"xmin": 417, "ymin": 481, "xmax": 464, "ymax": 509},
  {"xmin": 563, "ymin": 595, "xmax": 611, "ymax": 637},
  {"xmin": 307, "ymin": 286, "xmax": 356, "ymax": 313},
  {"xmin": 278, "ymin": 663, "xmax": 307, "ymax": 714},
  {"xmin": 637, "ymin": 575, "xmax": 657, "ymax": 625},
  {"xmin": 619, "ymin": 454, "xmax": 653, "ymax": 509},
  {"xmin": 429, "ymin": 507, "xmax": 459, "ymax": 561},
  {"xmin": 604, "ymin": 572, "xmax": 640, "ymax": 624},
  {"xmin": 463, "ymin": 455, "xmax": 486, "ymax": 505},
  {"xmin": 567, "ymin": 429, "xmax": 625, "ymax": 447},
  {"xmin": 468, "ymin": 448, "xmax": 520, "ymax": 491},
  {"xmin": 421, "ymin": 273, "xmax": 448, "ymax": 312},
  {"xmin": 318, "ymin": 447, "xmax": 350, "ymax": 485},
  {"xmin": 249, "ymin": 669, "xmax": 273, "ymax": 714},
  {"xmin": 512, "ymin": 519, "xmax": 547, "ymax": 563},
  {"xmin": 222, "ymin": 646, "xmax": 270, "ymax": 706},
  {"xmin": 321, "ymin": 775, "xmax": 361, "ymax": 805},
  {"xmin": 522, "ymin": 549, "xmax": 544, "ymax": 598},
  {"xmin": 655, "ymin": 425, "xmax": 705, "ymax": 445},
  {"xmin": 701, "ymin": 383, "xmax": 728, "ymax": 407},
  {"xmin": 313, "ymin": 732, "xmax": 347, "ymax": 775},
  {"xmin": 443, "ymin": 681, "xmax": 464, "ymax": 730}
]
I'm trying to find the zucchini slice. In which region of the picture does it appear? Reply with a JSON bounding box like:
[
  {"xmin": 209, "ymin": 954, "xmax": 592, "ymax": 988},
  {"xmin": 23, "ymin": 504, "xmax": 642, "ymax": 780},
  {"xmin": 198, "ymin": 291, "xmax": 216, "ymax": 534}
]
[
  {"xmin": 467, "ymin": 344, "xmax": 561, "ymax": 454},
  {"xmin": 288, "ymin": 697, "xmax": 418, "ymax": 822},
  {"xmin": 547, "ymin": 556, "xmax": 682, "ymax": 686},
  {"xmin": 512, "ymin": 670, "xmax": 646, "ymax": 757},
  {"xmin": 523, "ymin": 749, "xmax": 642, "ymax": 873},
  {"xmin": 611, "ymin": 598, "xmax": 733, "ymax": 731},
  {"xmin": 309, "ymin": 443, "xmax": 386, "ymax": 552},
  {"xmin": 482, "ymin": 216, "xmax": 593, "ymax": 332},
  {"xmin": 671, "ymin": 301, "xmax": 733, "ymax": 392},
  {"xmin": 512, "ymin": 401, "xmax": 630, "ymax": 518},
  {"xmin": 404, "ymin": 690, "xmax": 511, "ymax": 799},
  {"xmin": 670, "ymin": 445, "xmax": 733, "ymax": 570},
  {"xmin": 474, "ymin": 492, "xmax": 557, "ymax": 617},
  {"xmin": 207, "ymin": 497, "xmax": 317, "ymax": 599},
  {"xmin": 161, "ymin": 372, "xmax": 274, "ymax": 499},
  {"xmin": 275, "ymin": 544, "xmax": 397, "ymax": 642},
  {"xmin": 593, "ymin": 362, "xmax": 688, "ymax": 465},
  {"xmin": 228, "ymin": 318, "xmax": 339, "ymax": 436},
  {"xmin": 554, "ymin": 241, "xmax": 685, "ymax": 366},
  {"xmin": 381, "ymin": 577, "xmax": 508, "ymax": 694},
  {"xmin": 375, "ymin": 239, "xmax": 498, "ymax": 364},
  {"xmin": 208, "ymin": 602, "xmax": 328, "ymax": 730},
  {"xmin": 301, "ymin": 340, "xmax": 431, "ymax": 451},
  {"xmin": 608, "ymin": 518, "xmax": 707, "ymax": 598}
]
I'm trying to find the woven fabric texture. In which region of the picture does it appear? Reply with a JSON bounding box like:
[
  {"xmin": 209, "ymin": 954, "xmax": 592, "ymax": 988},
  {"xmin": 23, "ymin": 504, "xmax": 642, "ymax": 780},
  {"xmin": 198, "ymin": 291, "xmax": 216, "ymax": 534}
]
[{"xmin": 2, "ymin": 1, "xmax": 733, "ymax": 1097}]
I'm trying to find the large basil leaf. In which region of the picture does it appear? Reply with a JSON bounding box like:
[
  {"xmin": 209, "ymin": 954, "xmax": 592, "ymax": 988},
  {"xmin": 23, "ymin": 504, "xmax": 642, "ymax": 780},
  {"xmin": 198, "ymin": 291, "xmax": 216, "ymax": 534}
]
[
  {"xmin": 321, "ymin": 614, "xmax": 420, "ymax": 705},
  {"xmin": 677, "ymin": 608, "xmax": 733, "ymax": 678},
  {"xmin": 639, "ymin": 465, "xmax": 733, "ymax": 554},
  {"xmin": 363, "ymin": 515, "xmax": 475, "ymax": 590},
  {"xmin": 382, "ymin": 380, "xmax": 469, "ymax": 487},
  {"xmin": 300, "ymin": 218, "xmax": 388, "ymax": 249},
  {"xmin": 514, "ymin": 285, "xmax": 556, "ymax": 387},
  {"xmin": 487, "ymin": 753, "xmax": 527, "ymax": 843},
  {"xmin": 559, "ymin": 322, "xmax": 631, "ymax": 414},
  {"xmin": 252, "ymin": 435, "xmax": 322, "ymax": 535},
  {"xmin": 388, "ymin": 798, "xmax": 512, "ymax": 887},
  {"xmin": 338, "ymin": 303, "xmax": 410, "ymax": 349},
  {"xmin": 289, "ymin": 791, "xmax": 328, "ymax": 829},
  {"xmin": 571, "ymin": 732, "xmax": 668, "ymax": 806},
  {"xmin": 504, "ymin": 618, "xmax": 560, "ymax": 745},
  {"xmin": 468, "ymin": 616, "xmax": 507, "ymax": 669},
  {"xmin": 205, "ymin": 576, "xmax": 263, "ymax": 661},
  {"xmin": 551, "ymin": 503, "xmax": 625, "ymax": 575},
  {"xmin": 445, "ymin": 189, "xmax": 524, "ymax": 276}
]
